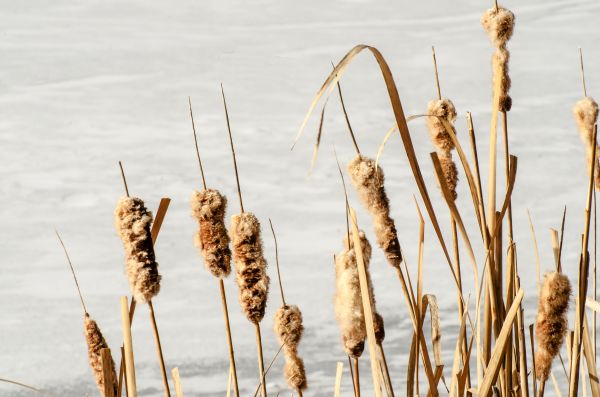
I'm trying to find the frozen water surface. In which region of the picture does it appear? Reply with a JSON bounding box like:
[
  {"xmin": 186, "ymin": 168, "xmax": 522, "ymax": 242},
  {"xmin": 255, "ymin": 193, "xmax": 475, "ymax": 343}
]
[{"xmin": 1, "ymin": 0, "xmax": 600, "ymax": 395}]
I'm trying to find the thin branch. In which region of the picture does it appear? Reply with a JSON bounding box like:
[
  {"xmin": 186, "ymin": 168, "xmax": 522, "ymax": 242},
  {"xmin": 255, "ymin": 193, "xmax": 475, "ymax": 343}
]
[
  {"xmin": 221, "ymin": 84, "xmax": 244, "ymax": 213},
  {"xmin": 55, "ymin": 230, "xmax": 88, "ymax": 315},
  {"xmin": 189, "ymin": 96, "xmax": 207, "ymax": 190},
  {"xmin": 268, "ymin": 218, "xmax": 286, "ymax": 307},
  {"xmin": 118, "ymin": 161, "xmax": 130, "ymax": 197},
  {"xmin": 431, "ymin": 46, "xmax": 442, "ymax": 100}
]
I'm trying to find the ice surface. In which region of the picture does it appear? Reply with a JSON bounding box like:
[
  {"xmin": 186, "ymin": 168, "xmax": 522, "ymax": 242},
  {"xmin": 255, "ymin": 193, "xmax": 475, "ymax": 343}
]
[{"xmin": 1, "ymin": 0, "xmax": 599, "ymax": 395}]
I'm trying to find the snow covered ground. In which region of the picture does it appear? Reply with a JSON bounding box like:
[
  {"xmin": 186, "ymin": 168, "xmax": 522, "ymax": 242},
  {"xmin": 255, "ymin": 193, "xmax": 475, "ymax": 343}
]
[{"xmin": 1, "ymin": 0, "xmax": 600, "ymax": 395}]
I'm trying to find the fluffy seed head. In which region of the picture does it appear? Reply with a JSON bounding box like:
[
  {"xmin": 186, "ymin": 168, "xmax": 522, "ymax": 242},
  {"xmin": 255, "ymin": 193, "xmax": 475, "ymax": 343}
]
[
  {"xmin": 114, "ymin": 197, "xmax": 161, "ymax": 303},
  {"xmin": 347, "ymin": 155, "xmax": 402, "ymax": 268},
  {"xmin": 334, "ymin": 231, "xmax": 385, "ymax": 356},
  {"xmin": 274, "ymin": 305, "xmax": 304, "ymax": 348},
  {"xmin": 573, "ymin": 97, "xmax": 599, "ymax": 146},
  {"xmin": 230, "ymin": 212, "xmax": 270, "ymax": 323},
  {"xmin": 481, "ymin": 6, "xmax": 515, "ymax": 47},
  {"xmin": 492, "ymin": 47, "xmax": 512, "ymax": 112},
  {"xmin": 534, "ymin": 272, "xmax": 571, "ymax": 381},
  {"xmin": 191, "ymin": 189, "xmax": 231, "ymax": 278},
  {"xmin": 84, "ymin": 314, "xmax": 118, "ymax": 397},
  {"xmin": 426, "ymin": 98, "xmax": 457, "ymax": 152},
  {"xmin": 439, "ymin": 152, "xmax": 459, "ymax": 201},
  {"xmin": 284, "ymin": 355, "xmax": 307, "ymax": 392}
]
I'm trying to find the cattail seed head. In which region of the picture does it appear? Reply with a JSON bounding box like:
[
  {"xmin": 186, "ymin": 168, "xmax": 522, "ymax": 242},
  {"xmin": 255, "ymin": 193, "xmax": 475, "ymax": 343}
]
[
  {"xmin": 334, "ymin": 231, "xmax": 385, "ymax": 357},
  {"xmin": 573, "ymin": 97, "xmax": 600, "ymax": 189},
  {"xmin": 284, "ymin": 355, "xmax": 307, "ymax": 392},
  {"xmin": 274, "ymin": 305, "xmax": 307, "ymax": 392},
  {"xmin": 230, "ymin": 212, "xmax": 270, "ymax": 323},
  {"xmin": 114, "ymin": 197, "xmax": 161, "ymax": 303},
  {"xmin": 191, "ymin": 189, "xmax": 231, "ymax": 278},
  {"xmin": 492, "ymin": 47, "xmax": 512, "ymax": 112},
  {"xmin": 481, "ymin": 6, "xmax": 515, "ymax": 47},
  {"xmin": 274, "ymin": 305, "xmax": 304, "ymax": 348},
  {"xmin": 534, "ymin": 272, "xmax": 571, "ymax": 381},
  {"xmin": 426, "ymin": 99, "xmax": 457, "ymax": 152},
  {"xmin": 439, "ymin": 152, "xmax": 459, "ymax": 201},
  {"xmin": 374, "ymin": 312, "xmax": 385, "ymax": 345},
  {"xmin": 347, "ymin": 155, "xmax": 402, "ymax": 268},
  {"xmin": 84, "ymin": 314, "xmax": 118, "ymax": 397}
]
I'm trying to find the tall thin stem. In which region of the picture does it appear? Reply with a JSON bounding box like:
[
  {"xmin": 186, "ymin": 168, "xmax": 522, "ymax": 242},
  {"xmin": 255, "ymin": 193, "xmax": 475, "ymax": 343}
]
[
  {"xmin": 188, "ymin": 97, "xmax": 207, "ymax": 190},
  {"xmin": 431, "ymin": 46, "xmax": 442, "ymax": 100},
  {"xmin": 580, "ymin": 48, "xmax": 588, "ymax": 97},
  {"xmin": 118, "ymin": 161, "xmax": 130, "ymax": 197},
  {"xmin": 221, "ymin": 84, "xmax": 244, "ymax": 213},
  {"xmin": 148, "ymin": 301, "xmax": 171, "ymax": 397},
  {"xmin": 254, "ymin": 322, "xmax": 267, "ymax": 397},
  {"xmin": 268, "ymin": 219, "xmax": 286, "ymax": 306},
  {"xmin": 219, "ymin": 279, "xmax": 240, "ymax": 397},
  {"xmin": 55, "ymin": 230, "xmax": 88, "ymax": 315},
  {"xmin": 332, "ymin": 63, "xmax": 360, "ymax": 155}
]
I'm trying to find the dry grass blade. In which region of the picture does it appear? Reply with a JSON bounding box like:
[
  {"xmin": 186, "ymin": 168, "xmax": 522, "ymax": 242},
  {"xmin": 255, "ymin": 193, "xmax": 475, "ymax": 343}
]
[
  {"xmin": 151, "ymin": 198, "xmax": 171, "ymax": 245},
  {"xmin": 309, "ymin": 101, "xmax": 328, "ymax": 175},
  {"xmin": 334, "ymin": 362, "xmax": 344, "ymax": 397},
  {"xmin": 0, "ymin": 378, "xmax": 50, "ymax": 396},
  {"xmin": 374, "ymin": 115, "xmax": 427, "ymax": 171},
  {"xmin": 172, "ymin": 368, "xmax": 184, "ymax": 397},
  {"xmin": 527, "ymin": 209, "xmax": 541, "ymax": 293},
  {"xmin": 478, "ymin": 288, "xmax": 524, "ymax": 396}
]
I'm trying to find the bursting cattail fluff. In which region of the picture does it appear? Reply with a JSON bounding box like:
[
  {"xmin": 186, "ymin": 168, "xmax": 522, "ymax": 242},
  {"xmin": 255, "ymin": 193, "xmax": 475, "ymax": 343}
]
[
  {"xmin": 534, "ymin": 271, "xmax": 571, "ymax": 381},
  {"xmin": 84, "ymin": 314, "xmax": 118, "ymax": 397},
  {"xmin": 114, "ymin": 197, "xmax": 161, "ymax": 303},
  {"xmin": 334, "ymin": 230, "xmax": 385, "ymax": 357},
  {"xmin": 573, "ymin": 97, "xmax": 600, "ymax": 189},
  {"xmin": 347, "ymin": 155, "xmax": 402, "ymax": 268},
  {"xmin": 426, "ymin": 98, "xmax": 460, "ymax": 200},
  {"xmin": 274, "ymin": 305, "xmax": 307, "ymax": 392},
  {"xmin": 230, "ymin": 212, "xmax": 270, "ymax": 323},
  {"xmin": 191, "ymin": 189, "xmax": 231, "ymax": 278},
  {"xmin": 481, "ymin": 6, "xmax": 515, "ymax": 112}
]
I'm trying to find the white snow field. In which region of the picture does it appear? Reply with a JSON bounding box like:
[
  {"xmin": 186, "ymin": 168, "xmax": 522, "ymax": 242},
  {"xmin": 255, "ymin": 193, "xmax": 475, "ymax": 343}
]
[{"xmin": 1, "ymin": 0, "xmax": 600, "ymax": 395}]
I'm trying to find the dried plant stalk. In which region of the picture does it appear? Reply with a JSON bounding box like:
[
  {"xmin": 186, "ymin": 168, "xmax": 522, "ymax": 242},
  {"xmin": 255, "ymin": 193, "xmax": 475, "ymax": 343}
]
[
  {"xmin": 347, "ymin": 155, "xmax": 402, "ymax": 268},
  {"xmin": 191, "ymin": 189, "xmax": 232, "ymax": 278},
  {"xmin": 534, "ymin": 271, "xmax": 572, "ymax": 381},
  {"xmin": 426, "ymin": 99, "xmax": 459, "ymax": 200},
  {"xmin": 230, "ymin": 212, "xmax": 270, "ymax": 323},
  {"xmin": 574, "ymin": 97, "xmax": 600, "ymax": 189},
  {"xmin": 85, "ymin": 314, "xmax": 118, "ymax": 397},
  {"xmin": 274, "ymin": 305, "xmax": 307, "ymax": 392},
  {"xmin": 334, "ymin": 230, "xmax": 384, "ymax": 357},
  {"xmin": 481, "ymin": 5, "xmax": 515, "ymax": 112},
  {"xmin": 114, "ymin": 197, "xmax": 161, "ymax": 303}
]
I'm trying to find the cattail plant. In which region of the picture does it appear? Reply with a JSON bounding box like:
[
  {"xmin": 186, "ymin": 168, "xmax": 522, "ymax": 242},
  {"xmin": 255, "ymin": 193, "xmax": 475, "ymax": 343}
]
[
  {"xmin": 270, "ymin": 219, "xmax": 307, "ymax": 396},
  {"xmin": 481, "ymin": 4, "xmax": 514, "ymax": 113},
  {"xmin": 221, "ymin": 85, "xmax": 270, "ymax": 397},
  {"xmin": 347, "ymin": 155, "xmax": 402, "ymax": 268},
  {"xmin": 114, "ymin": 162, "xmax": 171, "ymax": 397},
  {"xmin": 188, "ymin": 97, "xmax": 240, "ymax": 397},
  {"xmin": 573, "ymin": 51, "xmax": 600, "ymax": 190},
  {"xmin": 534, "ymin": 272, "xmax": 571, "ymax": 383},
  {"xmin": 334, "ymin": 229, "xmax": 384, "ymax": 395},
  {"xmin": 56, "ymin": 231, "xmax": 118, "ymax": 397}
]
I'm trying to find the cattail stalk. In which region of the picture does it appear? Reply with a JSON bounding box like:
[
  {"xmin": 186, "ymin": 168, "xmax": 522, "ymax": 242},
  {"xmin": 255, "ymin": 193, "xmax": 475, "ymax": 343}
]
[
  {"xmin": 114, "ymin": 163, "xmax": 171, "ymax": 397},
  {"xmin": 534, "ymin": 272, "xmax": 571, "ymax": 385},
  {"xmin": 222, "ymin": 84, "xmax": 269, "ymax": 397},
  {"xmin": 189, "ymin": 97, "xmax": 240, "ymax": 397},
  {"xmin": 270, "ymin": 220, "xmax": 307, "ymax": 395},
  {"xmin": 56, "ymin": 231, "xmax": 118, "ymax": 397},
  {"xmin": 347, "ymin": 155, "xmax": 402, "ymax": 268}
]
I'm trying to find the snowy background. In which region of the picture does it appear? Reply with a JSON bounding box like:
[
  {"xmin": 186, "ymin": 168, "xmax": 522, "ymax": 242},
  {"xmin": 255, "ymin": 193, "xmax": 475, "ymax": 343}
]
[{"xmin": 1, "ymin": 0, "xmax": 599, "ymax": 395}]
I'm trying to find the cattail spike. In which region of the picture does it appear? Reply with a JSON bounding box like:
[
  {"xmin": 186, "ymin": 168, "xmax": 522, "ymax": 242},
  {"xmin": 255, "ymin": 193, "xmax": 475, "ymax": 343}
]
[
  {"xmin": 118, "ymin": 161, "xmax": 130, "ymax": 198},
  {"xmin": 189, "ymin": 96, "xmax": 207, "ymax": 190},
  {"xmin": 268, "ymin": 219, "xmax": 286, "ymax": 307},
  {"xmin": 431, "ymin": 46, "xmax": 442, "ymax": 100},
  {"xmin": 580, "ymin": 48, "xmax": 588, "ymax": 98},
  {"xmin": 85, "ymin": 314, "xmax": 119, "ymax": 397},
  {"xmin": 221, "ymin": 83, "xmax": 244, "ymax": 213},
  {"xmin": 55, "ymin": 230, "xmax": 88, "ymax": 315}
]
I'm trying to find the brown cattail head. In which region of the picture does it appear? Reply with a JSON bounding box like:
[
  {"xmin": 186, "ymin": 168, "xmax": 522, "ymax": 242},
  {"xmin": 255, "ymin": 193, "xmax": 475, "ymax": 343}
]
[
  {"xmin": 481, "ymin": 6, "xmax": 515, "ymax": 47},
  {"xmin": 334, "ymin": 230, "xmax": 385, "ymax": 356},
  {"xmin": 439, "ymin": 152, "xmax": 459, "ymax": 201},
  {"xmin": 347, "ymin": 155, "xmax": 402, "ymax": 268},
  {"xmin": 493, "ymin": 47, "xmax": 512, "ymax": 112},
  {"xmin": 573, "ymin": 97, "xmax": 600, "ymax": 189},
  {"xmin": 84, "ymin": 314, "xmax": 118, "ymax": 397},
  {"xmin": 274, "ymin": 305, "xmax": 307, "ymax": 392},
  {"xmin": 534, "ymin": 271, "xmax": 572, "ymax": 381},
  {"xmin": 285, "ymin": 355, "xmax": 307, "ymax": 392},
  {"xmin": 114, "ymin": 197, "xmax": 161, "ymax": 303},
  {"xmin": 190, "ymin": 189, "xmax": 231, "ymax": 278},
  {"xmin": 426, "ymin": 98, "xmax": 457, "ymax": 152},
  {"xmin": 230, "ymin": 212, "xmax": 270, "ymax": 323},
  {"xmin": 274, "ymin": 304, "xmax": 304, "ymax": 348}
]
